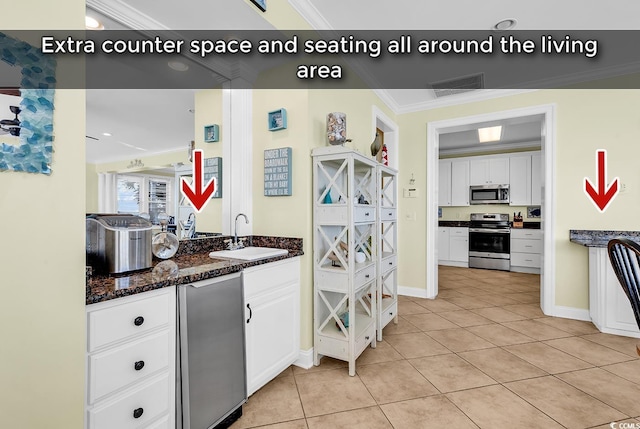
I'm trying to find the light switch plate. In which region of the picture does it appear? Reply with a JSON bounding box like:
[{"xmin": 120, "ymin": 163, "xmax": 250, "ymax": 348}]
[{"xmin": 403, "ymin": 188, "xmax": 418, "ymax": 198}]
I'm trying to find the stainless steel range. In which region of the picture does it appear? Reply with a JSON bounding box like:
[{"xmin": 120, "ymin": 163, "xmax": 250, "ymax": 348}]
[{"xmin": 468, "ymin": 213, "xmax": 511, "ymax": 271}]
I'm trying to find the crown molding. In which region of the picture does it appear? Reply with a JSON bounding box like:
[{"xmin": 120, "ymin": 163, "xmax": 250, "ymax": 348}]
[
  {"xmin": 287, "ymin": 0, "xmax": 332, "ymax": 30},
  {"xmin": 439, "ymin": 141, "xmax": 541, "ymax": 156},
  {"xmin": 87, "ymin": 0, "xmax": 170, "ymax": 30}
]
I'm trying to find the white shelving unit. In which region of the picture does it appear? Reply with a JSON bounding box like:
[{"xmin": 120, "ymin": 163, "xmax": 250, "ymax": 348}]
[
  {"xmin": 312, "ymin": 147, "xmax": 377, "ymax": 376},
  {"xmin": 376, "ymin": 164, "xmax": 398, "ymax": 340}
]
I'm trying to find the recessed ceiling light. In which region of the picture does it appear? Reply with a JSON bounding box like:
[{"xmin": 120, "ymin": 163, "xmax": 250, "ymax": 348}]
[
  {"xmin": 85, "ymin": 16, "xmax": 104, "ymax": 30},
  {"xmin": 492, "ymin": 18, "xmax": 517, "ymax": 31},
  {"xmin": 102, "ymin": 132, "xmax": 112, "ymax": 137},
  {"xmin": 478, "ymin": 126, "xmax": 503, "ymax": 143},
  {"xmin": 168, "ymin": 61, "xmax": 189, "ymax": 72}
]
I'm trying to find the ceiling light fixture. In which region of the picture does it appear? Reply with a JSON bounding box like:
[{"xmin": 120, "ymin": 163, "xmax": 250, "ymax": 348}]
[
  {"xmin": 102, "ymin": 132, "xmax": 112, "ymax": 136},
  {"xmin": 478, "ymin": 126, "xmax": 503, "ymax": 143},
  {"xmin": 85, "ymin": 16, "xmax": 104, "ymax": 30},
  {"xmin": 168, "ymin": 61, "xmax": 189, "ymax": 72},
  {"xmin": 492, "ymin": 18, "xmax": 517, "ymax": 31}
]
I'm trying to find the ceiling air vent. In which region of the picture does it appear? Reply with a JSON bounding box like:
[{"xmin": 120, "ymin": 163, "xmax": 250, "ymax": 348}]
[{"xmin": 429, "ymin": 73, "xmax": 484, "ymax": 98}]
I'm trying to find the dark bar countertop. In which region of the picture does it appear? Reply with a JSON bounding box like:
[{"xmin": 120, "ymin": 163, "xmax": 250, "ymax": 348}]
[
  {"xmin": 569, "ymin": 230, "xmax": 640, "ymax": 247},
  {"xmin": 86, "ymin": 235, "xmax": 303, "ymax": 305}
]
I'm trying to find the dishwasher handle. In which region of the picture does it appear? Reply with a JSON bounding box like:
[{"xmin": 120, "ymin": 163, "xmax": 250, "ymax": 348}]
[{"xmin": 246, "ymin": 303, "xmax": 252, "ymax": 323}]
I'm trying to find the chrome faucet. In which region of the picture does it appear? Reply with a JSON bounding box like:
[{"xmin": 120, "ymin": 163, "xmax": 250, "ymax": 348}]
[{"xmin": 228, "ymin": 213, "xmax": 249, "ymax": 250}]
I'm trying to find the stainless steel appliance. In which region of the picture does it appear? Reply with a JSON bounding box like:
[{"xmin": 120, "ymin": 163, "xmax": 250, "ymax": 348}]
[
  {"xmin": 470, "ymin": 184, "xmax": 510, "ymax": 204},
  {"xmin": 85, "ymin": 213, "xmax": 153, "ymax": 274},
  {"xmin": 469, "ymin": 213, "xmax": 511, "ymax": 271},
  {"xmin": 177, "ymin": 272, "xmax": 247, "ymax": 429}
]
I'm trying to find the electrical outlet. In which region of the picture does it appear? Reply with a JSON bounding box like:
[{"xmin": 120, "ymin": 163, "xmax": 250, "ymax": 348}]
[{"xmin": 620, "ymin": 182, "xmax": 628, "ymax": 193}]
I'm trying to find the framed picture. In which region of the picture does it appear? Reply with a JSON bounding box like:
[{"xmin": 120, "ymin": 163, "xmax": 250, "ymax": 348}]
[
  {"xmin": 204, "ymin": 124, "xmax": 219, "ymax": 142},
  {"xmin": 268, "ymin": 108, "xmax": 287, "ymax": 131},
  {"xmin": 250, "ymin": 0, "xmax": 266, "ymax": 12}
]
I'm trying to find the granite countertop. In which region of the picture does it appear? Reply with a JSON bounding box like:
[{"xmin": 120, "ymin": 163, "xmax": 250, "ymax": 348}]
[
  {"xmin": 569, "ymin": 230, "xmax": 640, "ymax": 247},
  {"xmin": 438, "ymin": 221, "xmax": 541, "ymax": 229},
  {"xmin": 87, "ymin": 235, "xmax": 303, "ymax": 305}
]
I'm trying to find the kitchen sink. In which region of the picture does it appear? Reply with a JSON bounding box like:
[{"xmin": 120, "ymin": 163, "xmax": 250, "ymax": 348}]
[{"xmin": 209, "ymin": 246, "xmax": 288, "ymax": 261}]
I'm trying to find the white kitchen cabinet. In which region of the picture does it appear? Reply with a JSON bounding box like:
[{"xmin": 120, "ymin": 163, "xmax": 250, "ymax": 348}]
[
  {"xmin": 312, "ymin": 147, "xmax": 378, "ymax": 377},
  {"xmin": 509, "ymin": 155, "xmax": 532, "ymax": 206},
  {"xmin": 438, "ymin": 160, "xmax": 452, "ymax": 206},
  {"xmin": 451, "ymin": 160, "xmax": 470, "ymax": 206},
  {"xmin": 438, "ymin": 227, "xmax": 469, "ymax": 267},
  {"xmin": 243, "ymin": 257, "xmax": 301, "ymax": 396},
  {"xmin": 510, "ymin": 229, "xmax": 542, "ymax": 274},
  {"xmin": 588, "ymin": 247, "xmax": 640, "ymax": 338},
  {"xmin": 86, "ymin": 287, "xmax": 176, "ymax": 429},
  {"xmin": 470, "ymin": 157, "xmax": 509, "ymax": 186},
  {"xmin": 531, "ymin": 153, "xmax": 542, "ymax": 206},
  {"xmin": 439, "ymin": 159, "xmax": 469, "ymax": 207},
  {"xmin": 438, "ymin": 227, "xmax": 450, "ymax": 262}
]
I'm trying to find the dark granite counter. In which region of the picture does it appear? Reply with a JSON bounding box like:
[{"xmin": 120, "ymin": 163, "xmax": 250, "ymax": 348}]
[
  {"xmin": 569, "ymin": 230, "xmax": 640, "ymax": 247},
  {"xmin": 439, "ymin": 221, "xmax": 470, "ymax": 227},
  {"xmin": 87, "ymin": 235, "xmax": 303, "ymax": 305}
]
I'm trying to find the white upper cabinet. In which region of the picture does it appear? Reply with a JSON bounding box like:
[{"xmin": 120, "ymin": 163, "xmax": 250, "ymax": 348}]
[
  {"xmin": 438, "ymin": 160, "xmax": 452, "ymax": 206},
  {"xmin": 439, "ymin": 159, "xmax": 469, "ymax": 207},
  {"xmin": 469, "ymin": 157, "xmax": 510, "ymax": 186},
  {"xmin": 509, "ymin": 155, "xmax": 532, "ymax": 206},
  {"xmin": 531, "ymin": 153, "xmax": 542, "ymax": 206},
  {"xmin": 450, "ymin": 160, "xmax": 470, "ymax": 206}
]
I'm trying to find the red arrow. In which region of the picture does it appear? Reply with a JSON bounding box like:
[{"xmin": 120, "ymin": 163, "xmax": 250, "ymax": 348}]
[
  {"xmin": 181, "ymin": 149, "xmax": 217, "ymax": 212},
  {"xmin": 584, "ymin": 149, "xmax": 619, "ymax": 212}
]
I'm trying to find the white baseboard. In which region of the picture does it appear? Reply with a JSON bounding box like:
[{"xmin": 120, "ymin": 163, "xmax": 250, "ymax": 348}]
[
  {"xmin": 398, "ymin": 285, "xmax": 429, "ymax": 299},
  {"xmin": 438, "ymin": 261, "xmax": 469, "ymax": 268},
  {"xmin": 551, "ymin": 305, "xmax": 591, "ymax": 322},
  {"xmin": 293, "ymin": 348, "xmax": 314, "ymax": 369}
]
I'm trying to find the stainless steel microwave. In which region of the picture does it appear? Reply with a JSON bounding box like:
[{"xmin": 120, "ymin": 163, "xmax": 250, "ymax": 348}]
[{"xmin": 469, "ymin": 185, "xmax": 510, "ymax": 204}]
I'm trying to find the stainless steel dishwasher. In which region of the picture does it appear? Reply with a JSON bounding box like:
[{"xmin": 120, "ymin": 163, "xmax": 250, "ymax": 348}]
[{"xmin": 177, "ymin": 272, "xmax": 247, "ymax": 429}]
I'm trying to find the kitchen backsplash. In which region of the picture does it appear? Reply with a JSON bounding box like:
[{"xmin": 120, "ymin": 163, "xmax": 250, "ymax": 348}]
[{"xmin": 440, "ymin": 205, "xmax": 542, "ymax": 222}]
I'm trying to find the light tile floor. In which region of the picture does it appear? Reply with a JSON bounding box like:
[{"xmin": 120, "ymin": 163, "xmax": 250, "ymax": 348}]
[{"xmin": 231, "ymin": 266, "xmax": 640, "ymax": 429}]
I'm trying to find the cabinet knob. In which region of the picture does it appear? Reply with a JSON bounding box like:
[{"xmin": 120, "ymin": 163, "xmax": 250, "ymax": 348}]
[
  {"xmin": 365, "ymin": 212, "xmax": 370, "ymax": 216},
  {"xmin": 134, "ymin": 361, "xmax": 145, "ymax": 371},
  {"xmin": 365, "ymin": 336, "xmax": 370, "ymax": 340},
  {"xmin": 389, "ymin": 262, "xmax": 393, "ymax": 265},
  {"xmin": 133, "ymin": 408, "xmax": 144, "ymax": 419},
  {"xmin": 133, "ymin": 316, "xmax": 144, "ymax": 326},
  {"xmin": 365, "ymin": 274, "xmax": 370, "ymax": 278}
]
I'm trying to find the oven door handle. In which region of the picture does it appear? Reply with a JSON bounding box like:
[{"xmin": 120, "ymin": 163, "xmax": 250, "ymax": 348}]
[{"xmin": 469, "ymin": 228, "xmax": 511, "ymax": 234}]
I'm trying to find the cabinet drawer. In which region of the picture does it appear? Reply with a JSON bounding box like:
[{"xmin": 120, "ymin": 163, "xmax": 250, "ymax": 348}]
[
  {"xmin": 88, "ymin": 330, "xmax": 170, "ymax": 404},
  {"xmin": 354, "ymin": 205, "xmax": 375, "ymax": 223},
  {"xmin": 354, "ymin": 265, "xmax": 376, "ymax": 290},
  {"xmin": 88, "ymin": 291, "xmax": 171, "ymax": 352},
  {"xmin": 87, "ymin": 373, "xmax": 170, "ymax": 429},
  {"xmin": 511, "ymin": 229, "xmax": 542, "ymax": 240},
  {"xmin": 380, "ymin": 208, "xmax": 396, "ymax": 221},
  {"xmin": 381, "ymin": 254, "xmax": 397, "ymax": 273},
  {"xmin": 511, "ymin": 252, "xmax": 541, "ymax": 268},
  {"xmin": 511, "ymin": 239, "xmax": 542, "ymax": 254},
  {"xmin": 380, "ymin": 301, "xmax": 397, "ymax": 328},
  {"xmin": 355, "ymin": 326, "xmax": 376, "ymax": 357},
  {"xmin": 244, "ymin": 258, "xmax": 299, "ymax": 298},
  {"xmin": 449, "ymin": 227, "xmax": 469, "ymax": 237}
]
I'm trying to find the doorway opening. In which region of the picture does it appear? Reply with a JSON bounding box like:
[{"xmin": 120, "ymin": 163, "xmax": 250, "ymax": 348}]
[{"xmin": 426, "ymin": 104, "xmax": 556, "ymax": 316}]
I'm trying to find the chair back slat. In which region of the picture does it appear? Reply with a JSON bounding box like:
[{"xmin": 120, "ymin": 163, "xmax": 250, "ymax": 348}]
[{"xmin": 608, "ymin": 238, "xmax": 640, "ymax": 330}]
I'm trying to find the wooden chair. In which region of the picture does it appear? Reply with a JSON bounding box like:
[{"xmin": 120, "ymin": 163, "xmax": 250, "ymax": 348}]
[{"xmin": 607, "ymin": 238, "xmax": 640, "ymax": 356}]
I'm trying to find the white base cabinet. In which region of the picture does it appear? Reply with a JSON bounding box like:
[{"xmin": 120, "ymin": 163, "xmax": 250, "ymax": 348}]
[
  {"xmin": 589, "ymin": 247, "xmax": 640, "ymax": 338},
  {"xmin": 510, "ymin": 229, "xmax": 542, "ymax": 274},
  {"xmin": 243, "ymin": 257, "xmax": 301, "ymax": 396},
  {"xmin": 438, "ymin": 227, "xmax": 469, "ymax": 267},
  {"xmin": 85, "ymin": 287, "xmax": 176, "ymax": 429}
]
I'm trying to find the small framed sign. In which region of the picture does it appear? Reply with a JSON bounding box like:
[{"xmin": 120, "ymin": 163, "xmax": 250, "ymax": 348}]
[
  {"xmin": 204, "ymin": 124, "xmax": 219, "ymax": 142},
  {"xmin": 250, "ymin": 0, "xmax": 266, "ymax": 12},
  {"xmin": 203, "ymin": 157, "xmax": 222, "ymax": 198},
  {"xmin": 264, "ymin": 147, "xmax": 292, "ymax": 196},
  {"xmin": 268, "ymin": 108, "xmax": 287, "ymax": 131}
]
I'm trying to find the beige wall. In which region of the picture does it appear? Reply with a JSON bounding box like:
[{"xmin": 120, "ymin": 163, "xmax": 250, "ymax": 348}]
[
  {"xmin": 398, "ymin": 90, "xmax": 640, "ymax": 310},
  {"xmin": 86, "ymin": 163, "xmax": 99, "ymax": 212},
  {"xmin": 0, "ymin": 2, "xmax": 85, "ymax": 428}
]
